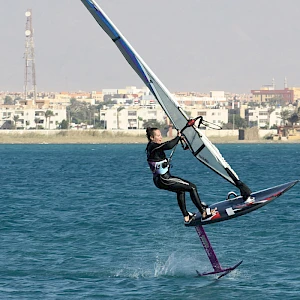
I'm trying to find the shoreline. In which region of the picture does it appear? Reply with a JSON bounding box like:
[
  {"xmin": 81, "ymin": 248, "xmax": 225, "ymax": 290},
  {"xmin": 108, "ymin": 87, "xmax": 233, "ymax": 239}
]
[{"xmin": 0, "ymin": 130, "xmax": 299, "ymax": 144}]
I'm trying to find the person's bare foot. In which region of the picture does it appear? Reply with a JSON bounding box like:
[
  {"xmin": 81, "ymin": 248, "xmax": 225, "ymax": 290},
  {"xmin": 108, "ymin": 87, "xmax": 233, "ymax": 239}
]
[{"xmin": 184, "ymin": 212, "xmax": 195, "ymax": 223}]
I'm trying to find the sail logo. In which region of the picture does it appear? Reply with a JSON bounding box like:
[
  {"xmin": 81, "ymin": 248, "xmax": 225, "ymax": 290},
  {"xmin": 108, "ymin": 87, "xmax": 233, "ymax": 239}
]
[{"xmin": 198, "ymin": 155, "xmax": 209, "ymax": 164}]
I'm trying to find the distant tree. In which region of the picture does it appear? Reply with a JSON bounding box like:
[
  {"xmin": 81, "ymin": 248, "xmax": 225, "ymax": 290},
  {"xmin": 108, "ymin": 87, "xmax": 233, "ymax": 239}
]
[
  {"xmin": 288, "ymin": 113, "xmax": 299, "ymax": 127},
  {"xmin": 138, "ymin": 116, "xmax": 143, "ymax": 129},
  {"xmin": 87, "ymin": 105, "xmax": 96, "ymax": 126},
  {"xmin": 247, "ymin": 101, "xmax": 259, "ymax": 108},
  {"xmin": 269, "ymin": 96, "xmax": 285, "ymax": 107},
  {"xmin": 92, "ymin": 119, "xmax": 102, "ymax": 129},
  {"xmin": 34, "ymin": 118, "xmax": 40, "ymax": 130},
  {"xmin": 60, "ymin": 119, "xmax": 69, "ymax": 129},
  {"xmin": 143, "ymin": 119, "xmax": 166, "ymax": 131},
  {"xmin": 13, "ymin": 115, "xmax": 19, "ymax": 129},
  {"xmin": 4, "ymin": 96, "xmax": 13, "ymax": 105},
  {"xmin": 224, "ymin": 115, "xmax": 247, "ymax": 129},
  {"xmin": 117, "ymin": 106, "xmax": 125, "ymax": 129},
  {"xmin": 268, "ymin": 108, "xmax": 275, "ymax": 116},
  {"xmin": 70, "ymin": 97, "xmax": 77, "ymax": 104},
  {"xmin": 280, "ymin": 109, "xmax": 290, "ymax": 126},
  {"xmin": 45, "ymin": 110, "xmax": 54, "ymax": 129},
  {"xmin": 260, "ymin": 102, "xmax": 267, "ymax": 108},
  {"xmin": 96, "ymin": 100, "xmax": 115, "ymax": 109},
  {"xmin": 67, "ymin": 99, "xmax": 91, "ymax": 124}
]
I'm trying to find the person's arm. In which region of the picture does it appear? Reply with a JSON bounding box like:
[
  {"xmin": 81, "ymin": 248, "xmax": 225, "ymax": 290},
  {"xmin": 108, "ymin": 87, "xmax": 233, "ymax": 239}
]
[
  {"xmin": 148, "ymin": 131, "xmax": 182, "ymax": 156},
  {"xmin": 148, "ymin": 137, "xmax": 180, "ymax": 155},
  {"xmin": 161, "ymin": 136, "xmax": 181, "ymax": 150}
]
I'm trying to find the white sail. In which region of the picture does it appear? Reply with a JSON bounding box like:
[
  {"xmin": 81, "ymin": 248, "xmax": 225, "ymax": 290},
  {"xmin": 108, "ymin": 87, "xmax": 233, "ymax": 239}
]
[{"xmin": 81, "ymin": 0, "xmax": 240, "ymax": 185}]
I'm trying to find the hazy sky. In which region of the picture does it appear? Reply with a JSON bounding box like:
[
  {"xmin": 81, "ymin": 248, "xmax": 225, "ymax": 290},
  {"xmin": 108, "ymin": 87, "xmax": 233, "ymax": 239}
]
[{"xmin": 1, "ymin": 0, "xmax": 300, "ymax": 93}]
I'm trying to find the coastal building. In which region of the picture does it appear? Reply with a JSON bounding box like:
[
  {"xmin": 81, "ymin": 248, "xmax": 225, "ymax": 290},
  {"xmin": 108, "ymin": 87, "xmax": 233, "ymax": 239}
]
[
  {"xmin": 251, "ymin": 80, "xmax": 295, "ymax": 106},
  {"xmin": 251, "ymin": 88, "xmax": 294, "ymax": 106},
  {"xmin": 246, "ymin": 107, "xmax": 273, "ymax": 128},
  {"xmin": 91, "ymin": 91, "xmax": 104, "ymax": 102},
  {"xmin": 184, "ymin": 107, "xmax": 228, "ymax": 128},
  {"xmin": 0, "ymin": 105, "xmax": 66, "ymax": 129},
  {"xmin": 174, "ymin": 91, "xmax": 228, "ymax": 108},
  {"xmin": 246, "ymin": 106, "xmax": 295, "ymax": 128},
  {"xmin": 97, "ymin": 88, "xmax": 231, "ymax": 130},
  {"xmin": 101, "ymin": 105, "xmax": 165, "ymax": 130},
  {"xmin": 289, "ymin": 87, "xmax": 300, "ymax": 102}
]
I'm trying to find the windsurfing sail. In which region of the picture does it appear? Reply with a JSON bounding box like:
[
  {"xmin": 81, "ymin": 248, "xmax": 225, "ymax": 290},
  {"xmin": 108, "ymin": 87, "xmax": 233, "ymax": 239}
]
[{"xmin": 81, "ymin": 0, "xmax": 242, "ymax": 186}]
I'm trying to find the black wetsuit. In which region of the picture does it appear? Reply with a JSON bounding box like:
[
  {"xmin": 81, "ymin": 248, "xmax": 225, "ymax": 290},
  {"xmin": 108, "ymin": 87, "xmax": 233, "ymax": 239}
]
[{"xmin": 146, "ymin": 136, "xmax": 204, "ymax": 217}]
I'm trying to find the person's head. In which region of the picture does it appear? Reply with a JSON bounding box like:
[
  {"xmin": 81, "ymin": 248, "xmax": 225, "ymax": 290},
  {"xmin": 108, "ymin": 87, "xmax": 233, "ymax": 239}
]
[{"xmin": 146, "ymin": 127, "xmax": 162, "ymax": 144}]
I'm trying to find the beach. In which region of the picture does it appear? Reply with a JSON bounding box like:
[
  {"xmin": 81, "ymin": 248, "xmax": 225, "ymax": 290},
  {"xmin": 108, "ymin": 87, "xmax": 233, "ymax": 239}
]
[
  {"xmin": 0, "ymin": 130, "xmax": 147, "ymax": 144},
  {"xmin": 0, "ymin": 129, "xmax": 299, "ymax": 144}
]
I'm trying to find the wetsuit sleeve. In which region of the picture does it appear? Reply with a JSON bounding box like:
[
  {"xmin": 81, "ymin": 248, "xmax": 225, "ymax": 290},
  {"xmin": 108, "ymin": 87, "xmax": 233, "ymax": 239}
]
[
  {"xmin": 160, "ymin": 136, "xmax": 180, "ymax": 150},
  {"xmin": 147, "ymin": 136, "xmax": 180, "ymax": 160}
]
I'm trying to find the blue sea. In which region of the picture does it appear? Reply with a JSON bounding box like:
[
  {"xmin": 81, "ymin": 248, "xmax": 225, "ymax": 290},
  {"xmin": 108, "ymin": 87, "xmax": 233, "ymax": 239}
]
[{"xmin": 0, "ymin": 143, "xmax": 300, "ymax": 299}]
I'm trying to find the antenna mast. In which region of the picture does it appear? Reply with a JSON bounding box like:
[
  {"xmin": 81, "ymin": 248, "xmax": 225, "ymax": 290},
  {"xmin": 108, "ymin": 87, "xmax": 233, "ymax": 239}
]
[{"xmin": 24, "ymin": 9, "xmax": 37, "ymax": 104}]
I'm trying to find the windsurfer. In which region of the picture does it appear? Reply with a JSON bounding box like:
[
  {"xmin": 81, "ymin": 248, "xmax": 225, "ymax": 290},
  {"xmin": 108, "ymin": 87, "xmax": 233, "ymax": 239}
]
[{"xmin": 146, "ymin": 127, "xmax": 215, "ymax": 224}]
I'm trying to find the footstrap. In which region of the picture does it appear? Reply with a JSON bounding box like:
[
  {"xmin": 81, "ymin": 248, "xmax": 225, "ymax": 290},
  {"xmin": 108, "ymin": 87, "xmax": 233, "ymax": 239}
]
[{"xmin": 206, "ymin": 208, "xmax": 213, "ymax": 217}]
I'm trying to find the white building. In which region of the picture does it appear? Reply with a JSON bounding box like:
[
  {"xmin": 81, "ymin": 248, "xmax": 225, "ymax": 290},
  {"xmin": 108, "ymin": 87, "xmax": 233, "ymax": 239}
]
[
  {"xmin": 247, "ymin": 106, "xmax": 295, "ymax": 128},
  {"xmin": 185, "ymin": 107, "xmax": 228, "ymax": 128},
  {"xmin": 102, "ymin": 105, "xmax": 165, "ymax": 130},
  {"xmin": 174, "ymin": 91, "xmax": 228, "ymax": 108},
  {"xmin": 0, "ymin": 106, "xmax": 67, "ymax": 129}
]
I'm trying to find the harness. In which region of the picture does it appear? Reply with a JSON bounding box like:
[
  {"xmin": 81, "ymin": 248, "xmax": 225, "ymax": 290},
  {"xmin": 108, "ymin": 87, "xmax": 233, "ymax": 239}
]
[{"xmin": 148, "ymin": 159, "xmax": 169, "ymax": 175}]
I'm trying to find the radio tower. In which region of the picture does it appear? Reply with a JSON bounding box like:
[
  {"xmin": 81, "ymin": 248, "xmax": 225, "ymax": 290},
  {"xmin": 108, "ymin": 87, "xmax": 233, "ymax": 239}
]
[{"xmin": 24, "ymin": 9, "xmax": 37, "ymax": 104}]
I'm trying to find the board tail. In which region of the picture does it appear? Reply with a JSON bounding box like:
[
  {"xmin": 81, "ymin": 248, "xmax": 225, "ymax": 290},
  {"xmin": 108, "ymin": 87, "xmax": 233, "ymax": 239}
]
[{"xmin": 195, "ymin": 225, "xmax": 242, "ymax": 279}]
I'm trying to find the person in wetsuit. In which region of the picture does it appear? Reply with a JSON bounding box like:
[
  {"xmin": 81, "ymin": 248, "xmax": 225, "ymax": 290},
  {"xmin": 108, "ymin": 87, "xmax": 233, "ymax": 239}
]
[{"xmin": 146, "ymin": 127, "xmax": 215, "ymax": 224}]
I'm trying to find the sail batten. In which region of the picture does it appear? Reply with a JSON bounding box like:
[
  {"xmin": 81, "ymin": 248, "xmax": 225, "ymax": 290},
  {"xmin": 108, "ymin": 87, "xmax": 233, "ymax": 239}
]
[{"xmin": 81, "ymin": 0, "xmax": 240, "ymax": 186}]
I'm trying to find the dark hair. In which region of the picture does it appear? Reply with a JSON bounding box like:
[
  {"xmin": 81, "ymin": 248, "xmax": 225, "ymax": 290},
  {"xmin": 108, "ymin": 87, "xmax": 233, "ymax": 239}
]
[{"xmin": 146, "ymin": 127, "xmax": 158, "ymax": 141}]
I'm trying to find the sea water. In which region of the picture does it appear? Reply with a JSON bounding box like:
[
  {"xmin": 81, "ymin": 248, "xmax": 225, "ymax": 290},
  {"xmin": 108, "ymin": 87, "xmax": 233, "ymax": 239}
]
[{"xmin": 0, "ymin": 143, "xmax": 299, "ymax": 299}]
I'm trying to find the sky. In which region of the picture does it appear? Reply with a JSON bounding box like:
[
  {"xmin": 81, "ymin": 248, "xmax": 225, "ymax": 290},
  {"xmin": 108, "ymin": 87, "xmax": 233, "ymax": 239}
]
[{"xmin": 1, "ymin": 0, "xmax": 300, "ymax": 94}]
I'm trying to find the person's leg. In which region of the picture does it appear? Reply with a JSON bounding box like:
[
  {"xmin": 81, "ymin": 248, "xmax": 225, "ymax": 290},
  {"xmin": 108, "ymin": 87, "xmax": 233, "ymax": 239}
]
[
  {"xmin": 236, "ymin": 180, "xmax": 252, "ymax": 200},
  {"xmin": 176, "ymin": 191, "xmax": 189, "ymax": 218},
  {"xmin": 158, "ymin": 174, "xmax": 205, "ymax": 214},
  {"xmin": 189, "ymin": 184, "xmax": 205, "ymax": 213},
  {"xmin": 189, "ymin": 185, "xmax": 216, "ymax": 219},
  {"xmin": 155, "ymin": 174, "xmax": 215, "ymax": 221}
]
